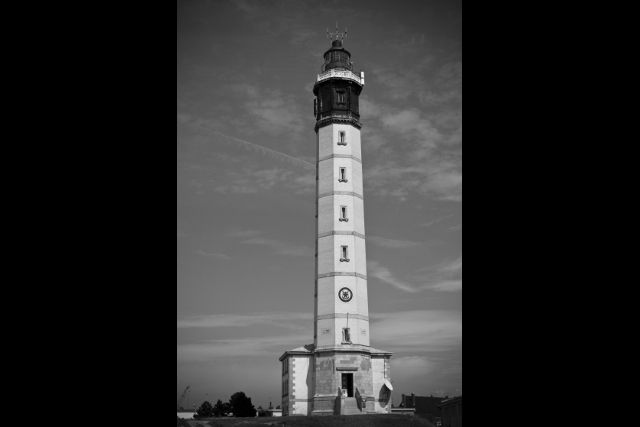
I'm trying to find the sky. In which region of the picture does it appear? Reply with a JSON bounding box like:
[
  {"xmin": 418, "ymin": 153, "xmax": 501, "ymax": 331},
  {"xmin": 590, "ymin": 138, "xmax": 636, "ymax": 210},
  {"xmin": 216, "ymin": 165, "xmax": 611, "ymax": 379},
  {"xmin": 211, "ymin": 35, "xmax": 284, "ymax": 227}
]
[{"xmin": 177, "ymin": 0, "xmax": 462, "ymax": 410}]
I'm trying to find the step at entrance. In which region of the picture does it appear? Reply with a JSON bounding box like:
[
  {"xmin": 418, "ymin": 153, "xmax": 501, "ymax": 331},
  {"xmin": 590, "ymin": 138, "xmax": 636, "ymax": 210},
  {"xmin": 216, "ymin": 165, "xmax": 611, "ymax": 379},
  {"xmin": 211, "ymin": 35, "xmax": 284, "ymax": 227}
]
[{"xmin": 343, "ymin": 397, "xmax": 363, "ymax": 415}]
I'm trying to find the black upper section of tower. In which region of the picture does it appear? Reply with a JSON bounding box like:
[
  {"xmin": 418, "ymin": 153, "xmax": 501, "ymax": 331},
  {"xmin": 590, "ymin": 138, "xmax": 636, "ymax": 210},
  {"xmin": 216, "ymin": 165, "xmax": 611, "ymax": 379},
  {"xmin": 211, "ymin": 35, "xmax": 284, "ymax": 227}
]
[{"xmin": 313, "ymin": 39, "xmax": 363, "ymax": 131}]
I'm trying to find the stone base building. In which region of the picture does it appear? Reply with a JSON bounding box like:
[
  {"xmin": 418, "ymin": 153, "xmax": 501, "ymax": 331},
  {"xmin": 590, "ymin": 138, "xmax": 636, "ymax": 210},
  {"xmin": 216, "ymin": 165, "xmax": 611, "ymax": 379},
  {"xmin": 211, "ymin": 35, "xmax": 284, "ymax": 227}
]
[{"xmin": 279, "ymin": 344, "xmax": 392, "ymax": 416}]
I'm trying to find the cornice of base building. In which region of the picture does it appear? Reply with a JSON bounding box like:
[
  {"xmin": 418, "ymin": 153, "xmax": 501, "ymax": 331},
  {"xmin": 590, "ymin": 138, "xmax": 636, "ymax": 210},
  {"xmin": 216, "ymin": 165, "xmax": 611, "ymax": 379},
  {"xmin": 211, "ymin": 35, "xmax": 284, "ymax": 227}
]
[{"xmin": 313, "ymin": 344, "xmax": 372, "ymax": 354}]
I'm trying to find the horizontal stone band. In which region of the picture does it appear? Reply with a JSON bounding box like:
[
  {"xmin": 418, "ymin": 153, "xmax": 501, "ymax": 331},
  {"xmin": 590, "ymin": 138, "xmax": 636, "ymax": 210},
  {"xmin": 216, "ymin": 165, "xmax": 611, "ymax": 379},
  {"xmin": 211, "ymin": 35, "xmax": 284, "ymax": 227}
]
[
  {"xmin": 316, "ymin": 313, "xmax": 369, "ymax": 321},
  {"xmin": 318, "ymin": 191, "xmax": 363, "ymax": 200},
  {"xmin": 317, "ymin": 231, "xmax": 366, "ymax": 240},
  {"xmin": 313, "ymin": 344, "xmax": 372, "ymax": 353},
  {"xmin": 317, "ymin": 272, "xmax": 367, "ymax": 280},
  {"xmin": 318, "ymin": 154, "xmax": 362, "ymax": 164}
]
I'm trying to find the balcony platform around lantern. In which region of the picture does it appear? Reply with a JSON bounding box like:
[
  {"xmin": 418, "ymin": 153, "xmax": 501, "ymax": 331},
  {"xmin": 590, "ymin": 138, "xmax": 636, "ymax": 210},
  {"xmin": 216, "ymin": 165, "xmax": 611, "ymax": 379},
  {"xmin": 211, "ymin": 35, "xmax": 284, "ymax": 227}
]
[{"xmin": 316, "ymin": 69, "xmax": 363, "ymax": 86}]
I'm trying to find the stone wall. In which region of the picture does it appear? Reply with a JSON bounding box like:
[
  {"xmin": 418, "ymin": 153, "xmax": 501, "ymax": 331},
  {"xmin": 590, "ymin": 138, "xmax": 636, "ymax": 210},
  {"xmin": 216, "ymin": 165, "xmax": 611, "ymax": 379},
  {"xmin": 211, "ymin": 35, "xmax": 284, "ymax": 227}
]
[{"xmin": 313, "ymin": 351, "xmax": 374, "ymax": 409}]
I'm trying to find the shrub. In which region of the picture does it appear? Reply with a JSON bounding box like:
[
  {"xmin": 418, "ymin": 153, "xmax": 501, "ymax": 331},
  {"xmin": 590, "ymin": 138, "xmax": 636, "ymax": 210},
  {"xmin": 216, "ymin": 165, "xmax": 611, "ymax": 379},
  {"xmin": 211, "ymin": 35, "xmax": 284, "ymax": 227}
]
[
  {"xmin": 257, "ymin": 409, "xmax": 273, "ymax": 417},
  {"xmin": 229, "ymin": 391, "xmax": 257, "ymax": 417}
]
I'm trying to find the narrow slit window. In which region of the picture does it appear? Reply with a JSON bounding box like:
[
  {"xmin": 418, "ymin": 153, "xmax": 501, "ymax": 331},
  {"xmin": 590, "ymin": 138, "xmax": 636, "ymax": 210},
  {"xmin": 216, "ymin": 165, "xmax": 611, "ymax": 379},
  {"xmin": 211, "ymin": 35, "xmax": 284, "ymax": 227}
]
[
  {"xmin": 340, "ymin": 206, "xmax": 348, "ymax": 222},
  {"xmin": 340, "ymin": 245, "xmax": 349, "ymax": 261},
  {"xmin": 342, "ymin": 328, "xmax": 351, "ymax": 343},
  {"xmin": 338, "ymin": 131, "xmax": 347, "ymax": 146},
  {"xmin": 339, "ymin": 167, "xmax": 347, "ymax": 182}
]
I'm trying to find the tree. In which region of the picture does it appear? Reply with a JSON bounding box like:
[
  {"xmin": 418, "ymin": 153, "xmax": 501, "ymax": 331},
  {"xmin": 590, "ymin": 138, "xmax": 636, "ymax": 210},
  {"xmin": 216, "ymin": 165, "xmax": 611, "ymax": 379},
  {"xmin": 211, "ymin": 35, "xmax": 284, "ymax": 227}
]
[
  {"xmin": 195, "ymin": 401, "xmax": 214, "ymax": 418},
  {"xmin": 212, "ymin": 399, "xmax": 230, "ymax": 417},
  {"xmin": 229, "ymin": 391, "xmax": 257, "ymax": 418}
]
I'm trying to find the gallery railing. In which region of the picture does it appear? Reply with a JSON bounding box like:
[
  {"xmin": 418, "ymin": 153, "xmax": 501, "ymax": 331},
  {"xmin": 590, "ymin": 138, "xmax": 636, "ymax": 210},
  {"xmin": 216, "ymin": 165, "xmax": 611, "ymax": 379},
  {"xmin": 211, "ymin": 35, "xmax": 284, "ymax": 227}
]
[{"xmin": 316, "ymin": 69, "xmax": 363, "ymax": 86}]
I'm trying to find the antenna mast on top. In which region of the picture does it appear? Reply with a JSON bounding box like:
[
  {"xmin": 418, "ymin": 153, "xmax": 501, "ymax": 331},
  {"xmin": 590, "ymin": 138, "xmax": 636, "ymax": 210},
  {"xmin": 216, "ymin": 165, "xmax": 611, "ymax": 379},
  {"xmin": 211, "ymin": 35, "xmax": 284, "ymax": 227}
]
[{"xmin": 327, "ymin": 22, "xmax": 347, "ymax": 42}]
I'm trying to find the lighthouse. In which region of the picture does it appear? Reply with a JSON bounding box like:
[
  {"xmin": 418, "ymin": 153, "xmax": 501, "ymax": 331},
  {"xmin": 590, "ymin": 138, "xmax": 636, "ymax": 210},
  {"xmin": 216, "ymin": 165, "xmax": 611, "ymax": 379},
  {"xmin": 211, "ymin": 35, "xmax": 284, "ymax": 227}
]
[{"xmin": 279, "ymin": 30, "xmax": 393, "ymax": 417}]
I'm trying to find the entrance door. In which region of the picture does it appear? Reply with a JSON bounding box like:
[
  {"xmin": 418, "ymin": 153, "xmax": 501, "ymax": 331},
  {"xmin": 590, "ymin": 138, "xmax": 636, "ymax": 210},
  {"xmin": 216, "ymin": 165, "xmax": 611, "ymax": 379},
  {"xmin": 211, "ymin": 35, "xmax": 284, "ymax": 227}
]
[{"xmin": 341, "ymin": 373, "xmax": 354, "ymax": 397}]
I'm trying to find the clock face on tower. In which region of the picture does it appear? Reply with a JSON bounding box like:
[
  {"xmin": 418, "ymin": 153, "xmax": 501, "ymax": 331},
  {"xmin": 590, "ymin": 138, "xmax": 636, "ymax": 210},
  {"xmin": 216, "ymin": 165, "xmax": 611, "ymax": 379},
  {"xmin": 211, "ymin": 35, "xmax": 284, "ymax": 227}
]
[{"xmin": 338, "ymin": 287, "xmax": 353, "ymax": 302}]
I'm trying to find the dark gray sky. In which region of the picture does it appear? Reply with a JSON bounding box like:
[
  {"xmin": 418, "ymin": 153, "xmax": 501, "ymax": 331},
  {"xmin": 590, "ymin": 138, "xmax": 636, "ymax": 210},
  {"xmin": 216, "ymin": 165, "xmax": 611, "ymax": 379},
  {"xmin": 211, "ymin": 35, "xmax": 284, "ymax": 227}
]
[{"xmin": 177, "ymin": 0, "xmax": 462, "ymax": 409}]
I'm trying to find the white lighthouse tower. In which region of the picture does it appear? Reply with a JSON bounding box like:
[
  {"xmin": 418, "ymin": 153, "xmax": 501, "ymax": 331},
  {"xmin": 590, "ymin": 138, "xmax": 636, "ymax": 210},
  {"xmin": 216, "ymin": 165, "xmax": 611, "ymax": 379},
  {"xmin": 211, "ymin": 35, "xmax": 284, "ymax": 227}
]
[{"xmin": 279, "ymin": 30, "xmax": 393, "ymax": 417}]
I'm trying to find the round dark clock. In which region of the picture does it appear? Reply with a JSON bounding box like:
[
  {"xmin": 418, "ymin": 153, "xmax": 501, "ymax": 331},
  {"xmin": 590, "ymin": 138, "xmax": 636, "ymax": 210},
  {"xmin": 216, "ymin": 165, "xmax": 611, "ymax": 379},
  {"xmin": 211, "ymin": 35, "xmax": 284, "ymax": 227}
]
[{"xmin": 338, "ymin": 287, "xmax": 353, "ymax": 302}]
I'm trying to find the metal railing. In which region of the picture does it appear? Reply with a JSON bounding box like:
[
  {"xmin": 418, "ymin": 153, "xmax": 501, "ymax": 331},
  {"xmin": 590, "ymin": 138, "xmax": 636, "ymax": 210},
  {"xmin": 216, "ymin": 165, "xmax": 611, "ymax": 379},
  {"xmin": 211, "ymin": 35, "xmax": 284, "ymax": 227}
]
[{"xmin": 316, "ymin": 69, "xmax": 362, "ymax": 85}]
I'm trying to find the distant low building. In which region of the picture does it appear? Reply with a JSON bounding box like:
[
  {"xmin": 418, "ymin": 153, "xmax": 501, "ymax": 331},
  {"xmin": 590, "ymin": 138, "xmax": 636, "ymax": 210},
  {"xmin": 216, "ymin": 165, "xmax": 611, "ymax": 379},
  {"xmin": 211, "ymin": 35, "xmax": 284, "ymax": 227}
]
[
  {"xmin": 270, "ymin": 408, "xmax": 282, "ymax": 417},
  {"xmin": 390, "ymin": 407, "xmax": 415, "ymax": 416},
  {"xmin": 438, "ymin": 396, "xmax": 462, "ymax": 427},
  {"xmin": 258, "ymin": 407, "xmax": 282, "ymax": 417},
  {"xmin": 176, "ymin": 409, "xmax": 195, "ymax": 419},
  {"xmin": 400, "ymin": 393, "xmax": 444, "ymax": 425}
]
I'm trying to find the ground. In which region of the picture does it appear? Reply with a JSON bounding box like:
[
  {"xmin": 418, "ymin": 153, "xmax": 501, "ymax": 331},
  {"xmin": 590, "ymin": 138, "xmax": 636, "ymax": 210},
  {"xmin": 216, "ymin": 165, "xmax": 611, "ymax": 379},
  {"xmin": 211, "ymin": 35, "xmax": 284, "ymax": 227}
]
[{"xmin": 179, "ymin": 415, "xmax": 435, "ymax": 427}]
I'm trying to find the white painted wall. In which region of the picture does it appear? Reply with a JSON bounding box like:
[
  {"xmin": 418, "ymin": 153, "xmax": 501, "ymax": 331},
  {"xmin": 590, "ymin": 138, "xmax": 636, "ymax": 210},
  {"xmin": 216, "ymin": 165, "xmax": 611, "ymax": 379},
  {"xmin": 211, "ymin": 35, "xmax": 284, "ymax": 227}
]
[
  {"xmin": 292, "ymin": 356, "xmax": 311, "ymax": 415},
  {"xmin": 371, "ymin": 357, "xmax": 391, "ymax": 413},
  {"xmin": 317, "ymin": 124, "xmax": 362, "ymax": 161}
]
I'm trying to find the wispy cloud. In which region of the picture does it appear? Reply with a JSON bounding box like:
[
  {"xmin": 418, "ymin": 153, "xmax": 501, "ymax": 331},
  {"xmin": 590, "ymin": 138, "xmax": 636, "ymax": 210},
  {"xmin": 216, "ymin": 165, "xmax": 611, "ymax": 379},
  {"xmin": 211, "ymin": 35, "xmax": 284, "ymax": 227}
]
[
  {"xmin": 290, "ymin": 28, "xmax": 317, "ymax": 46},
  {"xmin": 359, "ymin": 84, "xmax": 462, "ymax": 203},
  {"xmin": 241, "ymin": 237, "xmax": 312, "ymax": 256},
  {"xmin": 178, "ymin": 114, "xmax": 314, "ymax": 170},
  {"xmin": 420, "ymin": 214, "xmax": 454, "ymax": 227},
  {"xmin": 212, "ymin": 185, "xmax": 258, "ymax": 194},
  {"xmin": 370, "ymin": 58, "xmax": 461, "ymax": 107},
  {"xmin": 211, "ymin": 166, "xmax": 315, "ymax": 195},
  {"xmin": 413, "ymin": 257, "xmax": 462, "ymax": 292},
  {"xmin": 371, "ymin": 309, "xmax": 462, "ymax": 352},
  {"xmin": 227, "ymin": 229, "xmax": 262, "ymax": 238},
  {"xmin": 177, "ymin": 333, "xmax": 312, "ymax": 361},
  {"xmin": 177, "ymin": 309, "xmax": 460, "ymax": 359},
  {"xmin": 367, "ymin": 235, "xmax": 421, "ymax": 249},
  {"xmin": 368, "ymin": 258, "xmax": 462, "ymax": 293},
  {"xmin": 177, "ymin": 312, "xmax": 312, "ymax": 330},
  {"xmin": 368, "ymin": 260, "xmax": 418, "ymax": 293},
  {"xmin": 426, "ymin": 280, "xmax": 462, "ymax": 292},
  {"xmin": 364, "ymin": 151, "xmax": 462, "ymax": 202},
  {"xmin": 196, "ymin": 250, "xmax": 232, "ymax": 260},
  {"xmin": 389, "ymin": 355, "xmax": 462, "ymax": 396},
  {"xmin": 226, "ymin": 84, "xmax": 306, "ymax": 136},
  {"xmin": 380, "ymin": 109, "xmax": 441, "ymax": 150},
  {"xmin": 226, "ymin": 230, "xmax": 313, "ymax": 256},
  {"xmin": 177, "ymin": 312, "xmax": 314, "ymax": 361}
]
